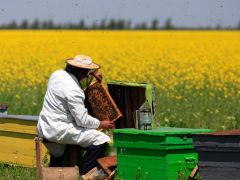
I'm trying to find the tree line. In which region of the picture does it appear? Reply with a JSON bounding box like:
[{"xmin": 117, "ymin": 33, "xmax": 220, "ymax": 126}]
[{"xmin": 1, "ymin": 18, "xmax": 240, "ymax": 30}]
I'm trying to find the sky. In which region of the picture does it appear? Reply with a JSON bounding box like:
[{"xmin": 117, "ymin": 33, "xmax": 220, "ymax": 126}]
[{"xmin": 0, "ymin": 0, "xmax": 240, "ymax": 28}]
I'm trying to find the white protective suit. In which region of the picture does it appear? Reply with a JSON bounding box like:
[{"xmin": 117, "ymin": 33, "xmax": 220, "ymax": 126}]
[{"xmin": 37, "ymin": 69, "xmax": 110, "ymax": 157}]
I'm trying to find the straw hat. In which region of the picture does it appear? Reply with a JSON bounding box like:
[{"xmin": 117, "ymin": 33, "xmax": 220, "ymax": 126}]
[{"xmin": 66, "ymin": 55, "xmax": 100, "ymax": 70}]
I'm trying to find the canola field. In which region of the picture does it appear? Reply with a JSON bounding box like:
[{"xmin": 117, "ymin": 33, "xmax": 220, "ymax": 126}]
[{"xmin": 0, "ymin": 30, "xmax": 239, "ymax": 130}]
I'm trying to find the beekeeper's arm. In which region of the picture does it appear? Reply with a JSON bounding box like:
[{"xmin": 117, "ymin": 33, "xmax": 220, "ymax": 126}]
[{"xmin": 67, "ymin": 89, "xmax": 114, "ymax": 129}]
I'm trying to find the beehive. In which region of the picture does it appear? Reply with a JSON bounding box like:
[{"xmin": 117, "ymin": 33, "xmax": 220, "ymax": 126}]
[{"xmin": 0, "ymin": 115, "xmax": 48, "ymax": 167}]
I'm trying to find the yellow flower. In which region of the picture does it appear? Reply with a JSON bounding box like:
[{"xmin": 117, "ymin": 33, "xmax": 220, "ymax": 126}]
[{"xmin": 15, "ymin": 94, "xmax": 21, "ymax": 100}]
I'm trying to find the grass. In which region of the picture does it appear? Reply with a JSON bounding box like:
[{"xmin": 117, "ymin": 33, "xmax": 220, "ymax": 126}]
[
  {"xmin": 156, "ymin": 85, "xmax": 240, "ymax": 130},
  {"xmin": 1, "ymin": 84, "xmax": 239, "ymax": 131},
  {"xmin": 0, "ymin": 164, "xmax": 36, "ymax": 180}
]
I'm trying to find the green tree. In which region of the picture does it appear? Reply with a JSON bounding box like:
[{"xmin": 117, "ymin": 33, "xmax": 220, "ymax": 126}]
[
  {"xmin": 20, "ymin": 19, "xmax": 29, "ymax": 29},
  {"xmin": 151, "ymin": 18, "xmax": 159, "ymax": 30},
  {"xmin": 100, "ymin": 19, "xmax": 106, "ymax": 29},
  {"xmin": 41, "ymin": 21, "xmax": 48, "ymax": 29},
  {"xmin": 91, "ymin": 22, "xmax": 97, "ymax": 29},
  {"xmin": 216, "ymin": 24, "xmax": 221, "ymax": 30},
  {"xmin": 139, "ymin": 22, "xmax": 147, "ymax": 30},
  {"xmin": 7, "ymin": 20, "xmax": 18, "ymax": 29},
  {"xmin": 42, "ymin": 20, "xmax": 54, "ymax": 29},
  {"xmin": 31, "ymin": 19, "xmax": 40, "ymax": 29},
  {"xmin": 78, "ymin": 20, "xmax": 85, "ymax": 29},
  {"xmin": 164, "ymin": 18, "xmax": 174, "ymax": 30},
  {"xmin": 108, "ymin": 19, "xmax": 117, "ymax": 29},
  {"xmin": 126, "ymin": 20, "xmax": 131, "ymax": 29},
  {"xmin": 116, "ymin": 19, "xmax": 125, "ymax": 29}
]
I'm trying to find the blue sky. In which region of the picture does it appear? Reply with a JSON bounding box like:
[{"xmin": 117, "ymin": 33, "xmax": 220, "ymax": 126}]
[{"xmin": 0, "ymin": 0, "xmax": 240, "ymax": 27}]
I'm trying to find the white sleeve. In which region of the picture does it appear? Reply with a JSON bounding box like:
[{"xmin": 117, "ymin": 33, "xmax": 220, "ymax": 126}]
[{"xmin": 66, "ymin": 89, "xmax": 100, "ymax": 129}]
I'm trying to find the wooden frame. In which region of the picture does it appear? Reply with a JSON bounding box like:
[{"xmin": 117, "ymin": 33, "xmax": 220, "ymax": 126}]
[{"xmin": 85, "ymin": 82, "xmax": 122, "ymax": 122}]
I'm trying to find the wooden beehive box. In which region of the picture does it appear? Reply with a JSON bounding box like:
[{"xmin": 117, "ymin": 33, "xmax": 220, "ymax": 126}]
[{"xmin": 0, "ymin": 115, "xmax": 48, "ymax": 167}]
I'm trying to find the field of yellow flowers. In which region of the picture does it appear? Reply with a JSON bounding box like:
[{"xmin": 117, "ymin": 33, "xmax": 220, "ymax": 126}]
[{"xmin": 0, "ymin": 30, "xmax": 239, "ymax": 130}]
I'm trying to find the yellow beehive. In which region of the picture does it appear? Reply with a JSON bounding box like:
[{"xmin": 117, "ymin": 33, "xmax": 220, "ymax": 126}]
[{"xmin": 0, "ymin": 115, "xmax": 48, "ymax": 167}]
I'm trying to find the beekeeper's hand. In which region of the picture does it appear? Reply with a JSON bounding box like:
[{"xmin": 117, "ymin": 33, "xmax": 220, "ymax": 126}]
[
  {"xmin": 99, "ymin": 121, "xmax": 114, "ymax": 129},
  {"xmin": 93, "ymin": 70, "xmax": 103, "ymax": 82}
]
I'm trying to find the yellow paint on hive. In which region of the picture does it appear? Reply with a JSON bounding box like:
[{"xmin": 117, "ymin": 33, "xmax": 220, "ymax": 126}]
[
  {"xmin": 0, "ymin": 118, "xmax": 36, "ymax": 135},
  {"xmin": 0, "ymin": 118, "xmax": 48, "ymax": 167}
]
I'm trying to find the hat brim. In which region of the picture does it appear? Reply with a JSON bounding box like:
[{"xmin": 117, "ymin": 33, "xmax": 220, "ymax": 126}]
[{"xmin": 66, "ymin": 59, "xmax": 100, "ymax": 70}]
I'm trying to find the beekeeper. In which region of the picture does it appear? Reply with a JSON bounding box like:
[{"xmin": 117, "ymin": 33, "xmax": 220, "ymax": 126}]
[{"xmin": 37, "ymin": 55, "xmax": 114, "ymax": 175}]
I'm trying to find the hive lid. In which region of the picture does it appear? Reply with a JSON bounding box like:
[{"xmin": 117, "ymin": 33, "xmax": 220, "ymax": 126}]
[{"xmin": 113, "ymin": 127, "xmax": 213, "ymax": 136}]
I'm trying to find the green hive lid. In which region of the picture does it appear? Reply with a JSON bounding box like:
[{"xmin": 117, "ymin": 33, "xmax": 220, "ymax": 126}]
[{"xmin": 113, "ymin": 127, "xmax": 213, "ymax": 136}]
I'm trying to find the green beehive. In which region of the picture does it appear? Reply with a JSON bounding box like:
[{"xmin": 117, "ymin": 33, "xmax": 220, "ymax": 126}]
[{"xmin": 113, "ymin": 127, "xmax": 213, "ymax": 180}]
